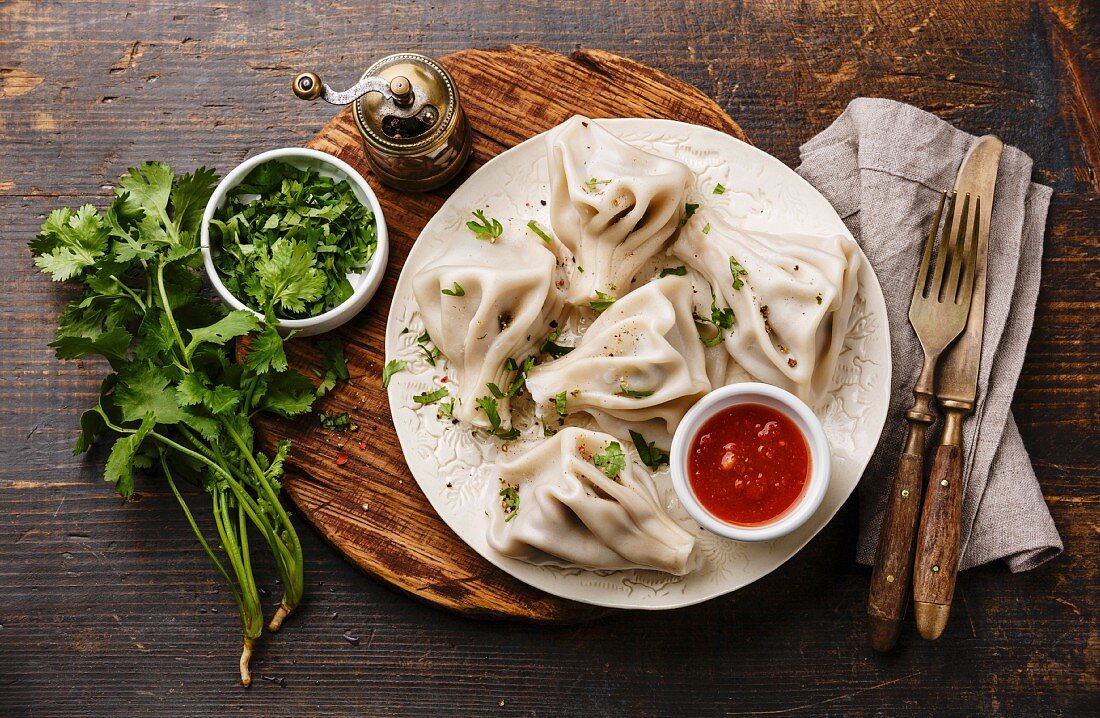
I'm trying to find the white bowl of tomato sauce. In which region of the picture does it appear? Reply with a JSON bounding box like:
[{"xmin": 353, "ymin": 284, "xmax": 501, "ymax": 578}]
[{"xmin": 670, "ymin": 383, "xmax": 831, "ymax": 542}]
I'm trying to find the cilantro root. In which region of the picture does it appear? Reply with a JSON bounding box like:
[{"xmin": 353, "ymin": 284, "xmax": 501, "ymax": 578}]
[
  {"xmin": 31, "ymin": 162, "xmax": 318, "ymax": 686},
  {"xmin": 268, "ymin": 600, "xmax": 293, "ymax": 632}
]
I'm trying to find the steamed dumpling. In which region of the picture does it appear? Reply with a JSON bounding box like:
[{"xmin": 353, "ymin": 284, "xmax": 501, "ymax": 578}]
[
  {"xmin": 413, "ymin": 229, "xmax": 565, "ymax": 430},
  {"xmin": 487, "ymin": 427, "xmax": 695, "ymax": 575},
  {"xmin": 672, "ymin": 214, "xmax": 860, "ymax": 403},
  {"xmin": 525, "ymin": 275, "xmax": 711, "ymax": 445},
  {"xmin": 547, "ymin": 115, "xmax": 694, "ymax": 305}
]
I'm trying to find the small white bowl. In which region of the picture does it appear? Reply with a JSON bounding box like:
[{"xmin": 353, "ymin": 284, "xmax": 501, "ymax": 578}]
[
  {"xmin": 670, "ymin": 383, "xmax": 831, "ymax": 542},
  {"xmin": 200, "ymin": 147, "xmax": 389, "ymax": 337}
]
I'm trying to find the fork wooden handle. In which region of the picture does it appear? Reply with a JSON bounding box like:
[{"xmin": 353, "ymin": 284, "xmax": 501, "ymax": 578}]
[
  {"xmin": 913, "ymin": 433, "xmax": 965, "ymax": 640},
  {"xmin": 867, "ymin": 422, "xmax": 927, "ymax": 651}
]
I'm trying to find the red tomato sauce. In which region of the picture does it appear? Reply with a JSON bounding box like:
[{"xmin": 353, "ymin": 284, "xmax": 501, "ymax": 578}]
[{"xmin": 687, "ymin": 403, "xmax": 810, "ymax": 526}]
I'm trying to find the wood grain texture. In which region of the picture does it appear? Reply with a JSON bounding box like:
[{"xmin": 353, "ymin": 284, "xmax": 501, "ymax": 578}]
[
  {"xmin": 244, "ymin": 44, "xmax": 746, "ymax": 622},
  {"xmin": 868, "ymin": 439, "xmax": 926, "ymax": 651},
  {"xmin": 1, "ymin": 1, "xmax": 1097, "ymax": 715},
  {"xmin": 912, "ymin": 442, "xmax": 965, "ymax": 639}
]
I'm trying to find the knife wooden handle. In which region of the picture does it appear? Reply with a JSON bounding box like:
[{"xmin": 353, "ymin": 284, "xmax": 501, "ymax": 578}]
[
  {"xmin": 867, "ymin": 422, "xmax": 927, "ymax": 651},
  {"xmin": 912, "ymin": 438, "xmax": 964, "ymax": 640}
]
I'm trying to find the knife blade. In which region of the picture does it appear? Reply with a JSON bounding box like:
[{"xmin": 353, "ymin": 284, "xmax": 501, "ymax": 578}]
[
  {"xmin": 937, "ymin": 136, "xmax": 1003, "ymax": 410},
  {"xmin": 912, "ymin": 135, "xmax": 1003, "ymax": 639}
]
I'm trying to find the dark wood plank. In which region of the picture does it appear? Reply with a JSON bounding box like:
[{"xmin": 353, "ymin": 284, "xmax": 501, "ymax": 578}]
[{"xmin": 0, "ymin": 0, "xmax": 1096, "ymax": 715}]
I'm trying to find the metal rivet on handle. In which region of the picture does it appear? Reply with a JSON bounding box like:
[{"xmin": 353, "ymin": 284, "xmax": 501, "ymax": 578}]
[
  {"xmin": 901, "ymin": 489, "xmax": 910, "ymax": 498},
  {"xmin": 941, "ymin": 479, "xmax": 949, "ymax": 487},
  {"xmin": 932, "ymin": 565, "xmax": 941, "ymax": 573},
  {"xmin": 887, "ymin": 575, "xmax": 895, "ymax": 583}
]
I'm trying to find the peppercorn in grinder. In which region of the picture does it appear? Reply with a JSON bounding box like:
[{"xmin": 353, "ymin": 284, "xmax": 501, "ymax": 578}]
[{"xmin": 293, "ymin": 53, "xmax": 472, "ymax": 192}]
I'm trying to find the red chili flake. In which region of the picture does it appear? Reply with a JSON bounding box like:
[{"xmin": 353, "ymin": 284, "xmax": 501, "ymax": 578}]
[
  {"xmin": 440, "ymin": 375, "xmax": 448, "ymax": 383},
  {"xmin": 357, "ymin": 440, "xmax": 367, "ymax": 450},
  {"xmin": 336, "ymin": 452, "xmax": 349, "ymax": 466}
]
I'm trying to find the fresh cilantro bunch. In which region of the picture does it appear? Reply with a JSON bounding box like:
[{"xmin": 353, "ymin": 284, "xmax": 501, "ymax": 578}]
[
  {"xmin": 208, "ymin": 160, "xmax": 378, "ymax": 319},
  {"xmin": 30, "ymin": 162, "xmax": 319, "ymax": 687}
]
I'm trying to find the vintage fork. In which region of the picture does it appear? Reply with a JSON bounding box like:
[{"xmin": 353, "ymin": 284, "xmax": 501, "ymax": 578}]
[{"xmin": 867, "ymin": 191, "xmax": 978, "ymax": 651}]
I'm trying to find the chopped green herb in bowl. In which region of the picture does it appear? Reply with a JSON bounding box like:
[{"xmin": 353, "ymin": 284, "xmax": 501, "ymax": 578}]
[{"xmin": 201, "ymin": 148, "xmax": 388, "ymax": 336}]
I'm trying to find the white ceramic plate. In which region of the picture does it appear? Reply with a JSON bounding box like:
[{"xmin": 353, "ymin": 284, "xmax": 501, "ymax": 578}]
[{"xmin": 385, "ymin": 119, "xmax": 891, "ymax": 609}]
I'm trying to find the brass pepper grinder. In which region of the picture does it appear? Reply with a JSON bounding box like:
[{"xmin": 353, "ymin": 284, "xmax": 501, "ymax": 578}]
[{"xmin": 293, "ymin": 53, "xmax": 472, "ymax": 192}]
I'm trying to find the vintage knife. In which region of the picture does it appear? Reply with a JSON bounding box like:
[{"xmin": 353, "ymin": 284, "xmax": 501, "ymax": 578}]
[{"xmin": 912, "ymin": 135, "xmax": 1004, "ymax": 640}]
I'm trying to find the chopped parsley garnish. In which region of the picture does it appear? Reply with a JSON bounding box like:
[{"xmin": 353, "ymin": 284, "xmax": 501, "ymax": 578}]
[
  {"xmin": 476, "ymin": 396, "xmax": 521, "ymax": 439},
  {"xmin": 619, "ymin": 381, "xmax": 655, "ymax": 398},
  {"xmin": 541, "ymin": 328, "xmax": 575, "ymax": 357},
  {"xmin": 487, "ymin": 382, "xmax": 505, "ymax": 399},
  {"xmin": 630, "ymin": 430, "xmax": 670, "ymax": 470},
  {"xmin": 438, "ymin": 399, "xmax": 455, "ymax": 419},
  {"xmin": 527, "ymin": 220, "xmax": 554, "ymax": 245},
  {"xmin": 713, "ymin": 183, "xmax": 726, "ymax": 195},
  {"xmin": 505, "ymin": 355, "xmax": 536, "ymax": 397},
  {"xmin": 314, "ymin": 338, "xmax": 350, "ymax": 397},
  {"xmin": 554, "ymin": 391, "xmax": 568, "ymax": 416},
  {"xmin": 467, "ymin": 209, "xmax": 503, "ymax": 241},
  {"xmin": 319, "ymin": 411, "xmax": 351, "ymax": 431},
  {"xmin": 703, "ymin": 223, "xmax": 711, "ymax": 235},
  {"xmin": 413, "ymin": 386, "xmax": 449, "ymax": 405},
  {"xmin": 416, "ymin": 331, "xmax": 441, "ymax": 366},
  {"xmin": 592, "ymin": 441, "xmax": 626, "ymax": 480},
  {"xmin": 700, "ymin": 330, "xmax": 725, "ymax": 348},
  {"xmin": 729, "ymin": 256, "xmax": 748, "ymax": 290},
  {"xmin": 381, "ymin": 359, "xmax": 407, "ymax": 389},
  {"xmin": 583, "ymin": 177, "xmax": 613, "ymax": 192},
  {"xmin": 679, "ymin": 203, "xmax": 699, "ymax": 227},
  {"xmin": 441, "ymin": 282, "xmax": 465, "ymax": 297},
  {"xmin": 711, "ymin": 296, "xmax": 735, "ymax": 329},
  {"xmin": 590, "ymin": 291, "xmax": 616, "ymax": 312},
  {"xmin": 499, "ymin": 480, "xmax": 520, "ymax": 521},
  {"xmin": 660, "ymin": 266, "xmax": 687, "ymax": 277}
]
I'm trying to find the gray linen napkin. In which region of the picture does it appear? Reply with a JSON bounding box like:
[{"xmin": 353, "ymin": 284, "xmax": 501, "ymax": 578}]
[{"xmin": 796, "ymin": 98, "xmax": 1062, "ymax": 572}]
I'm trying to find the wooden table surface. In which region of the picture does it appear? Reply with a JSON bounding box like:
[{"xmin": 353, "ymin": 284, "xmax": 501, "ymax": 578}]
[{"xmin": 1, "ymin": 1, "xmax": 1096, "ymax": 715}]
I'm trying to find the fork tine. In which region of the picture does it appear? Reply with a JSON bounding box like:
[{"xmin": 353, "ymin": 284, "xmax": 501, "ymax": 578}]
[
  {"xmin": 930, "ymin": 191, "xmax": 958, "ymax": 301},
  {"xmin": 955, "ymin": 195, "xmax": 981, "ymax": 306},
  {"xmin": 914, "ymin": 191, "xmax": 947, "ymax": 302},
  {"xmin": 945, "ymin": 193, "xmax": 971, "ymax": 302}
]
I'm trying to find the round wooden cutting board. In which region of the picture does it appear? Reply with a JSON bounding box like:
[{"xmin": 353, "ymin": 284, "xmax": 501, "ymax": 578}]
[{"xmin": 251, "ymin": 45, "xmax": 747, "ymax": 622}]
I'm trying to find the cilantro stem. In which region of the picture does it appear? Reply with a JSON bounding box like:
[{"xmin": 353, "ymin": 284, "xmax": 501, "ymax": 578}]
[
  {"xmin": 162, "ymin": 452, "xmax": 240, "ymax": 604},
  {"xmin": 156, "ymin": 260, "xmax": 193, "ymax": 372},
  {"xmin": 223, "ymin": 420, "xmax": 304, "ymax": 622}
]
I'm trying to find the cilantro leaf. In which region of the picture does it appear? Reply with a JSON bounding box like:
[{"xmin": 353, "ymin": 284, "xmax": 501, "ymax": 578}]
[
  {"xmin": 660, "ymin": 266, "xmax": 687, "ymax": 277},
  {"xmin": 104, "ymin": 415, "xmax": 156, "ymax": 499},
  {"xmin": 618, "ymin": 380, "xmax": 655, "ymax": 399},
  {"xmin": 554, "ymin": 391, "xmax": 568, "ymax": 416},
  {"xmin": 381, "ymin": 359, "xmax": 407, "ymax": 389},
  {"xmin": 318, "ymin": 411, "xmax": 351, "ymax": 431},
  {"xmin": 592, "ymin": 441, "xmax": 626, "ymax": 480},
  {"xmin": 115, "ymin": 362, "xmax": 186, "ymax": 425},
  {"xmin": 32, "ymin": 205, "xmax": 110, "ymax": 281},
  {"xmin": 499, "ymin": 480, "xmax": 520, "ymax": 521},
  {"xmin": 441, "ymin": 282, "xmax": 465, "ymax": 297},
  {"xmin": 315, "ymin": 338, "xmax": 349, "ymax": 397},
  {"xmin": 729, "ymin": 256, "xmax": 748, "ymax": 290},
  {"xmin": 679, "ymin": 203, "xmax": 699, "ymax": 228},
  {"xmin": 467, "ymin": 210, "xmax": 503, "ymax": 241},
  {"xmin": 629, "ymin": 430, "xmax": 670, "ymax": 470},
  {"xmin": 242, "ymin": 324, "xmax": 288, "ymax": 374},
  {"xmin": 185, "ymin": 310, "xmax": 260, "ymax": 356},
  {"xmin": 259, "ymin": 369, "xmax": 315, "ymax": 417},
  {"xmin": 590, "ymin": 291, "xmax": 616, "ymax": 312},
  {"xmin": 713, "ymin": 183, "xmax": 726, "ymax": 195},
  {"xmin": 414, "ymin": 387, "xmax": 450, "ymax": 405}
]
